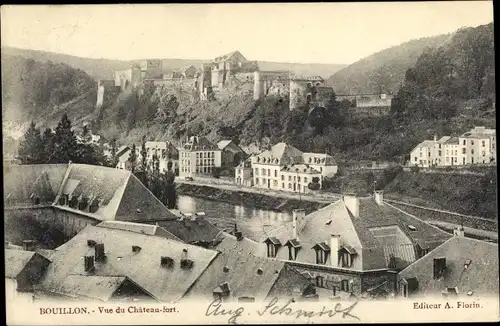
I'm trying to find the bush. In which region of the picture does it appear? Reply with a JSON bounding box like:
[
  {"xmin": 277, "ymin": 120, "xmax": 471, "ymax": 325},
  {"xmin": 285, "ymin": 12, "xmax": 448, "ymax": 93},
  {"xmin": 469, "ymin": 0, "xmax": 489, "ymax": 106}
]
[
  {"xmin": 308, "ymin": 182, "xmax": 320, "ymax": 191},
  {"xmin": 410, "ymin": 165, "xmax": 420, "ymax": 173}
]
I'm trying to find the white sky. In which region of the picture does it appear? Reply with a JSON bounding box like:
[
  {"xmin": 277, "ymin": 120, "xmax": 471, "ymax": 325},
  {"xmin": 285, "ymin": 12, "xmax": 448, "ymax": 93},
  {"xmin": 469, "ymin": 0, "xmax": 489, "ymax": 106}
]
[{"xmin": 0, "ymin": 2, "xmax": 494, "ymax": 64}]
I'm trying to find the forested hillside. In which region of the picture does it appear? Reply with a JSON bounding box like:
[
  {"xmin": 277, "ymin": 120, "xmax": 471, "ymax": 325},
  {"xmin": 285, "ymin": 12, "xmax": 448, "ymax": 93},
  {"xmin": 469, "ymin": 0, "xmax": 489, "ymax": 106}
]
[
  {"xmin": 4, "ymin": 23, "xmax": 495, "ymax": 165},
  {"xmin": 326, "ymin": 33, "xmax": 451, "ymax": 94},
  {"xmin": 1, "ymin": 54, "xmax": 96, "ymax": 124}
]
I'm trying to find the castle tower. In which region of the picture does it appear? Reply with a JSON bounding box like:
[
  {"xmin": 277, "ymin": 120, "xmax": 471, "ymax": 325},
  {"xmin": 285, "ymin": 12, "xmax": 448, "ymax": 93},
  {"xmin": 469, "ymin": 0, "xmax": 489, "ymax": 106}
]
[{"xmin": 253, "ymin": 71, "xmax": 265, "ymax": 100}]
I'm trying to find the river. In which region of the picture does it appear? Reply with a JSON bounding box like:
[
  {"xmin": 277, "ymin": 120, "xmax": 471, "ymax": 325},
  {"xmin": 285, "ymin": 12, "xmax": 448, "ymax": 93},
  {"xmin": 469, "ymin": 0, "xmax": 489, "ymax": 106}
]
[{"xmin": 177, "ymin": 195, "xmax": 292, "ymax": 241}]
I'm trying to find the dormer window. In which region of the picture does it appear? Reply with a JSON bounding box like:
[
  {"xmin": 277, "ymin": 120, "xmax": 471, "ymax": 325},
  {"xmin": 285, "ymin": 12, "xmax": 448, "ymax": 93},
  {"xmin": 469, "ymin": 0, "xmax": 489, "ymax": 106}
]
[
  {"xmin": 213, "ymin": 282, "xmax": 230, "ymax": 301},
  {"xmin": 312, "ymin": 243, "xmax": 330, "ymax": 265},
  {"xmin": 433, "ymin": 257, "xmax": 447, "ymax": 279},
  {"xmin": 284, "ymin": 239, "xmax": 301, "ymax": 261},
  {"xmin": 264, "ymin": 237, "xmax": 281, "ymax": 258},
  {"xmin": 339, "ymin": 246, "xmax": 357, "ymax": 268},
  {"xmin": 399, "ymin": 277, "xmax": 418, "ymax": 298},
  {"xmin": 59, "ymin": 194, "xmax": 69, "ymax": 206}
]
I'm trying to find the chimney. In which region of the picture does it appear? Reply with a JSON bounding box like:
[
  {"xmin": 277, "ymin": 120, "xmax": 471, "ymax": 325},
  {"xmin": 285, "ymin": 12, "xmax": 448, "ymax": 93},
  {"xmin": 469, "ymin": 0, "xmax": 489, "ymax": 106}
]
[
  {"xmin": 386, "ymin": 270, "xmax": 399, "ymax": 296},
  {"xmin": 235, "ymin": 231, "xmax": 243, "ymax": 240},
  {"xmin": 433, "ymin": 135, "xmax": 438, "ymax": 142},
  {"xmin": 292, "ymin": 209, "xmax": 306, "ymax": 239},
  {"xmin": 84, "ymin": 256, "xmax": 95, "ymax": 272},
  {"xmin": 374, "ymin": 190, "xmax": 384, "ymax": 206},
  {"xmin": 330, "ymin": 234, "xmax": 341, "ymax": 268},
  {"xmin": 343, "ymin": 195, "xmax": 359, "ymax": 217},
  {"xmin": 22, "ymin": 240, "xmax": 36, "ymax": 251},
  {"xmin": 453, "ymin": 225, "xmax": 465, "ymax": 237},
  {"xmin": 95, "ymin": 243, "xmax": 106, "ymax": 262}
]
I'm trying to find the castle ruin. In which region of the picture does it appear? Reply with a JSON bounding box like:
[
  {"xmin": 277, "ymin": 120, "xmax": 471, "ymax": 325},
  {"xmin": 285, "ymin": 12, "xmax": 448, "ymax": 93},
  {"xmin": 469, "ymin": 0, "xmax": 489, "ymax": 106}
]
[{"xmin": 101, "ymin": 51, "xmax": 335, "ymax": 111}]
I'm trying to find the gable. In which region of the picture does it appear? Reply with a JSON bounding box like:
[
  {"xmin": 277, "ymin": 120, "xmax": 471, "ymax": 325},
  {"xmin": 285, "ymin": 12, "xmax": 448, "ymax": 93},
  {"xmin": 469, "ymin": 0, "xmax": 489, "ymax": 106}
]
[{"xmin": 115, "ymin": 174, "xmax": 178, "ymax": 222}]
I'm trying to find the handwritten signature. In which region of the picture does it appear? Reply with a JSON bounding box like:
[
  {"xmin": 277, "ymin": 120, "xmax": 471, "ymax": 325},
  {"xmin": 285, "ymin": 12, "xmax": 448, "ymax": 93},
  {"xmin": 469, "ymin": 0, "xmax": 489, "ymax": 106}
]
[{"xmin": 206, "ymin": 297, "xmax": 360, "ymax": 324}]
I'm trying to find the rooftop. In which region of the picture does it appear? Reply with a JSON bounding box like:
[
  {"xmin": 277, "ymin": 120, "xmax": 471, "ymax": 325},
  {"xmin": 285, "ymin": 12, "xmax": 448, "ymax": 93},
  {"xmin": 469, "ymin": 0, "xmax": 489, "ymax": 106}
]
[
  {"xmin": 263, "ymin": 195, "xmax": 451, "ymax": 271},
  {"xmin": 39, "ymin": 225, "xmax": 219, "ymax": 302},
  {"xmin": 398, "ymin": 236, "xmax": 499, "ymax": 297},
  {"xmin": 5, "ymin": 164, "xmax": 179, "ymax": 223}
]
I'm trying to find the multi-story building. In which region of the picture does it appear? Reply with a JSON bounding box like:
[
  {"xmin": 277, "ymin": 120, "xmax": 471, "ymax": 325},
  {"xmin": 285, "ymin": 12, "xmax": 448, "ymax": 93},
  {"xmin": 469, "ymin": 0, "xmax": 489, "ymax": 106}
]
[
  {"xmin": 217, "ymin": 140, "xmax": 246, "ymax": 168},
  {"xmin": 257, "ymin": 191, "xmax": 451, "ymax": 299},
  {"xmin": 145, "ymin": 141, "xmax": 179, "ymax": 172},
  {"xmin": 250, "ymin": 142, "xmax": 338, "ymax": 194},
  {"xmin": 234, "ymin": 159, "xmax": 253, "ymax": 186},
  {"xmin": 409, "ymin": 127, "xmax": 496, "ymax": 167},
  {"xmin": 178, "ymin": 136, "xmax": 222, "ymax": 179},
  {"xmin": 458, "ymin": 126, "xmax": 496, "ymax": 165}
]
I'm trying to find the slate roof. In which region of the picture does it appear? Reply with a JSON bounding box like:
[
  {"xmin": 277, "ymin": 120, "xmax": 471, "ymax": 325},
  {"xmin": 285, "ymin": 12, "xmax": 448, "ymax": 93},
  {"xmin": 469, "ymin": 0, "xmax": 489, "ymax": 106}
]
[
  {"xmin": 4, "ymin": 164, "xmax": 68, "ymax": 207},
  {"xmin": 211, "ymin": 232, "xmax": 261, "ymax": 256},
  {"xmin": 214, "ymin": 51, "xmax": 245, "ymax": 63},
  {"xmin": 185, "ymin": 251, "xmax": 288, "ymax": 301},
  {"xmin": 97, "ymin": 221, "xmax": 181, "ymax": 241},
  {"xmin": 262, "ymin": 196, "xmax": 450, "ymax": 271},
  {"xmin": 445, "ymin": 137, "xmax": 460, "ymax": 145},
  {"xmin": 181, "ymin": 136, "xmax": 219, "ymax": 151},
  {"xmin": 37, "ymin": 225, "xmax": 219, "ymax": 303},
  {"xmin": 5, "ymin": 249, "xmax": 37, "ymax": 278},
  {"xmin": 281, "ymin": 164, "xmax": 320, "ymax": 174},
  {"xmin": 46, "ymin": 164, "xmax": 179, "ymax": 222},
  {"xmin": 398, "ymin": 237, "xmax": 499, "ymax": 297},
  {"xmin": 217, "ymin": 140, "xmax": 233, "ymax": 150},
  {"xmin": 255, "ymin": 143, "xmax": 304, "ymax": 162},
  {"xmin": 52, "ymin": 275, "xmax": 130, "ymax": 301},
  {"xmin": 148, "ymin": 217, "xmax": 221, "ymax": 245}
]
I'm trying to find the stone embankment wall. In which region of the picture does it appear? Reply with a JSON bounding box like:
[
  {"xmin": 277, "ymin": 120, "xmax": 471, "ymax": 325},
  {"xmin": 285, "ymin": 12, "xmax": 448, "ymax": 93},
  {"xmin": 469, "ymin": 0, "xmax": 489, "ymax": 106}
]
[{"xmin": 176, "ymin": 183, "xmax": 327, "ymax": 214}]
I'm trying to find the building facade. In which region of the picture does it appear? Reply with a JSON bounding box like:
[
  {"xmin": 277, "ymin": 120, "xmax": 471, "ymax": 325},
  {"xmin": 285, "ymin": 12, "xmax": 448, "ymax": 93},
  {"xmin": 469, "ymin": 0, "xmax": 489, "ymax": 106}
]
[
  {"xmin": 256, "ymin": 191, "xmax": 451, "ymax": 299},
  {"xmin": 250, "ymin": 142, "xmax": 338, "ymax": 194},
  {"xmin": 178, "ymin": 136, "xmax": 222, "ymax": 178},
  {"xmin": 234, "ymin": 159, "xmax": 253, "ymax": 186},
  {"xmin": 409, "ymin": 127, "xmax": 496, "ymax": 167}
]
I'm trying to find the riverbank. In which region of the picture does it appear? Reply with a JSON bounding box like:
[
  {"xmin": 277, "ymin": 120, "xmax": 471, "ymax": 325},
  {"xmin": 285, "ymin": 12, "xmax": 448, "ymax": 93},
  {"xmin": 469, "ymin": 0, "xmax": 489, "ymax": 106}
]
[{"xmin": 176, "ymin": 183, "xmax": 331, "ymax": 214}]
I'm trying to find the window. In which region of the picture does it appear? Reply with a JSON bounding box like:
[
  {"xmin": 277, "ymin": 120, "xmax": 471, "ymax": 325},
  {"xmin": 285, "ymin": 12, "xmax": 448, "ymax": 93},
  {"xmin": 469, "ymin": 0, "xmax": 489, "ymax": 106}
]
[
  {"xmin": 471, "ymin": 140, "xmax": 474, "ymax": 146},
  {"xmin": 267, "ymin": 169, "xmax": 270, "ymax": 176},
  {"xmin": 304, "ymin": 177, "xmax": 308, "ymax": 183},
  {"xmin": 400, "ymin": 283, "xmax": 409, "ymax": 298},
  {"xmin": 288, "ymin": 176, "xmax": 291, "ymax": 181},
  {"xmin": 267, "ymin": 243, "xmax": 277, "ymax": 258},
  {"xmin": 320, "ymin": 167, "xmax": 323, "ymax": 172},
  {"xmin": 282, "ymin": 183, "xmax": 285, "ymax": 189},
  {"xmin": 340, "ymin": 280, "xmax": 350, "ymax": 292},
  {"xmin": 414, "ymin": 157, "xmax": 418, "ymax": 162},
  {"xmin": 315, "ymin": 249, "xmax": 327, "ymax": 264},
  {"xmin": 463, "ymin": 140, "xmax": 466, "ymax": 145},
  {"xmin": 341, "ymin": 253, "xmax": 352, "ymax": 267},
  {"xmin": 454, "ymin": 157, "xmax": 457, "ymax": 163},
  {"xmin": 316, "ymin": 276, "xmax": 324, "ymax": 287},
  {"xmin": 419, "ymin": 152, "xmax": 422, "ymax": 157},
  {"xmin": 297, "ymin": 176, "xmax": 301, "ymax": 182},
  {"xmin": 256, "ymin": 178, "xmax": 259, "ymax": 185},
  {"xmin": 471, "ymin": 149, "xmax": 474, "ymax": 155},
  {"xmin": 462, "ymin": 148, "xmax": 466, "ymax": 154},
  {"xmin": 288, "ymin": 247, "xmax": 298, "ymax": 260},
  {"xmin": 281, "ymin": 175, "xmax": 284, "ymax": 181},
  {"xmin": 255, "ymin": 168, "xmax": 259, "ymax": 176},
  {"xmin": 274, "ymin": 170, "xmax": 277, "ymax": 177},
  {"xmin": 482, "ymin": 151, "xmax": 486, "ymax": 157},
  {"xmin": 438, "ymin": 150, "xmax": 441, "ymax": 156},
  {"xmin": 482, "ymin": 141, "xmax": 486, "ymax": 147},
  {"xmin": 288, "ymin": 183, "xmax": 292, "ymax": 189},
  {"xmin": 261, "ymin": 168, "xmax": 265, "ymax": 175}
]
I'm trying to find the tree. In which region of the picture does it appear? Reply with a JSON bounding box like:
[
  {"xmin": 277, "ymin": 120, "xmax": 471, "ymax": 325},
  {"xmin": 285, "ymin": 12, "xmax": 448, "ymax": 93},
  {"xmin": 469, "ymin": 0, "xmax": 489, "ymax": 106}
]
[
  {"xmin": 53, "ymin": 114, "xmax": 78, "ymax": 163},
  {"xmin": 42, "ymin": 128, "xmax": 56, "ymax": 164},
  {"xmin": 18, "ymin": 121, "xmax": 44, "ymax": 164},
  {"xmin": 128, "ymin": 144, "xmax": 138, "ymax": 173},
  {"xmin": 140, "ymin": 136, "xmax": 148, "ymax": 173},
  {"xmin": 81, "ymin": 125, "xmax": 92, "ymax": 144},
  {"xmin": 110, "ymin": 139, "xmax": 118, "ymax": 167}
]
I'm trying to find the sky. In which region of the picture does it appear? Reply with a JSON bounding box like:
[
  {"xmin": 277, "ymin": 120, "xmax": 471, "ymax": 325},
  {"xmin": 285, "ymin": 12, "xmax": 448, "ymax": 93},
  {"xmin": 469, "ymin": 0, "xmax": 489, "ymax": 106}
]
[{"xmin": 1, "ymin": 2, "xmax": 494, "ymax": 65}]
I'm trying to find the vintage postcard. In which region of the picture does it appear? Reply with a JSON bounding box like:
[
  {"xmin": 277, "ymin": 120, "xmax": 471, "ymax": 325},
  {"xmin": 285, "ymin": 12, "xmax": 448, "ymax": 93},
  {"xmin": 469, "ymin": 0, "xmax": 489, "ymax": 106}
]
[{"xmin": 2, "ymin": 2, "xmax": 498, "ymax": 325}]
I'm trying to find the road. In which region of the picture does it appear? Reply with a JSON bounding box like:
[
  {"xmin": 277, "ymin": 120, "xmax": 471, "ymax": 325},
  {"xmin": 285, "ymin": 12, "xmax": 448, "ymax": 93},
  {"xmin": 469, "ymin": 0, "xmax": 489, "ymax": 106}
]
[
  {"xmin": 176, "ymin": 179, "xmax": 340, "ymax": 204},
  {"xmin": 428, "ymin": 220, "xmax": 498, "ymax": 241}
]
